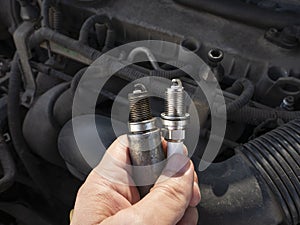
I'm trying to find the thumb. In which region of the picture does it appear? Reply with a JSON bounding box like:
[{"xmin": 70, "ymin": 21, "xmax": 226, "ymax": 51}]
[{"xmin": 101, "ymin": 154, "xmax": 194, "ymax": 225}]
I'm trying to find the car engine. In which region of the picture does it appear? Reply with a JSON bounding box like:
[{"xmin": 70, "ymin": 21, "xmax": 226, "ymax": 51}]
[{"xmin": 0, "ymin": 0, "xmax": 300, "ymax": 224}]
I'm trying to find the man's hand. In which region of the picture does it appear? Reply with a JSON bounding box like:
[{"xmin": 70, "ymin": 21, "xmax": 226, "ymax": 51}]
[{"xmin": 71, "ymin": 135, "xmax": 201, "ymax": 225}]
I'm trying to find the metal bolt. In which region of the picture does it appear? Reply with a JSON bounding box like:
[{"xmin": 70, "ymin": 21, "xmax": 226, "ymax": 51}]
[
  {"xmin": 208, "ymin": 49, "xmax": 224, "ymax": 63},
  {"xmin": 281, "ymin": 96, "xmax": 295, "ymax": 111}
]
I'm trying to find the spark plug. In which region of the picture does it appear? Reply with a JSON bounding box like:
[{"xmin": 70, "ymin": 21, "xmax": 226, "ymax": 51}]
[
  {"xmin": 161, "ymin": 79, "xmax": 190, "ymax": 157},
  {"xmin": 127, "ymin": 84, "xmax": 165, "ymax": 197}
]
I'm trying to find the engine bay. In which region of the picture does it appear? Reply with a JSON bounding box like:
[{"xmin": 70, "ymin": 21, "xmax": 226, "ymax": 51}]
[{"xmin": 0, "ymin": 0, "xmax": 300, "ymax": 224}]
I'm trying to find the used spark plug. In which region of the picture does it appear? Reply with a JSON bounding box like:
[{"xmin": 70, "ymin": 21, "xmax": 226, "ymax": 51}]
[
  {"xmin": 161, "ymin": 79, "xmax": 190, "ymax": 157},
  {"xmin": 127, "ymin": 84, "xmax": 165, "ymax": 197}
]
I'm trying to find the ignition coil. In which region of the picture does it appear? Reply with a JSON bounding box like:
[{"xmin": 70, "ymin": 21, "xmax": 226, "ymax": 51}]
[
  {"xmin": 127, "ymin": 84, "xmax": 165, "ymax": 197},
  {"xmin": 161, "ymin": 79, "xmax": 190, "ymax": 157}
]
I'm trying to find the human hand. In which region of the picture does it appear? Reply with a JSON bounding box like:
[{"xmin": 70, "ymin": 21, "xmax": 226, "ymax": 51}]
[{"xmin": 70, "ymin": 135, "xmax": 201, "ymax": 225}]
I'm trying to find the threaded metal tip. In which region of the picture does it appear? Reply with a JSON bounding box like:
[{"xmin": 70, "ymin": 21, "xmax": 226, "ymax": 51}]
[
  {"xmin": 165, "ymin": 79, "xmax": 185, "ymax": 117},
  {"xmin": 128, "ymin": 84, "xmax": 152, "ymax": 123}
]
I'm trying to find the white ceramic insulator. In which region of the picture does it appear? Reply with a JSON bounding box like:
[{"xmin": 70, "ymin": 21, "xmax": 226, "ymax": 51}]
[{"xmin": 167, "ymin": 141, "xmax": 184, "ymax": 157}]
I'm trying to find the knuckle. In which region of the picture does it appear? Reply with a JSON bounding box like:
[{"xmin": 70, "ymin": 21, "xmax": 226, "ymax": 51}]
[{"xmin": 76, "ymin": 183, "xmax": 89, "ymax": 198}]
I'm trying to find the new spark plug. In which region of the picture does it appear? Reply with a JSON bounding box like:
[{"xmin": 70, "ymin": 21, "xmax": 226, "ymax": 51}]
[
  {"xmin": 161, "ymin": 79, "xmax": 190, "ymax": 157},
  {"xmin": 127, "ymin": 84, "xmax": 165, "ymax": 197}
]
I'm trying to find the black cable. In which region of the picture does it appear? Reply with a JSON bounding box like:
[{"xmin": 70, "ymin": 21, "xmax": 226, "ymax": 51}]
[
  {"xmin": 30, "ymin": 61, "xmax": 72, "ymax": 81},
  {"xmin": 116, "ymin": 66, "xmax": 186, "ymax": 81},
  {"xmin": 41, "ymin": 0, "xmax": 52, "ymax": 28},
  {"xmin": 226, "ymin": 78, "xmax": 254, "ymax": 113},
  {"xmin": 30, "ymin": 27, "xmax": 102, "ymax": 61},
  {"xmin": 70, "ymin": 65, "xmax": 186, "ymax": 95},
  {"xmin": 79, "ymin": 14, "xmax": 115, "ymax": 52},
  {"xmin": 228, "ymin": 106, "xmax": 300, "ymax": 125}
]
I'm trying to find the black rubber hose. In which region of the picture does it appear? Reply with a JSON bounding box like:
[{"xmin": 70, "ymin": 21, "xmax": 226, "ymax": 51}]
[
  {"xmin": 116, "ymin": 66, "xmax": 186, "ymax": 81},
  {"xmin": 7, "ymin": 55, "xmax": 52, "ymax": 200},
  {"xmin": 197, "ymin": 154, "xmax": 284, "ymax": 225},
  {"xmin": 239, "ymin": 119, "xmax": 300, "ymax": 225},
  {"xmin": 79, "ymin": 14, "xmax": 115, "ymax": 51},
  {"xmin": 30, "ymin": 28, "xmax": 184, "ymax": 79},
  {"xmin": 227, "ymin": 106, "xmax": 300, "ymax": 125},
  {"xmin": 30, "ymin": 27, "xmax": 101, "ymax": 61},
  {"xmin": 198, "ymin": 119, "xmax": 300, "ymax": 225},
  {"xmin": 70, "ymin": 66, "xmax": 186, "ymax": 95},
  {"xmin": 0, "ymin": 134, "xmax": 16, "ymax": 193},
  {"xmin": 225, "ymin": 78, "xmax": 254, "ymax": 113},
  {"xmin": 41, "ymin": 0, "xmax": 52, "ymax": 28},
  {"xmin": 70, "ymin": 67, "xmax": 87, "ymax": 94},
  {"xmin": 30, "ymin": 61, "xmax": 72, "ymax": 81},
  {"xmin": 174, "ymin": 0, "xmax": 300, "ymax": 29}
]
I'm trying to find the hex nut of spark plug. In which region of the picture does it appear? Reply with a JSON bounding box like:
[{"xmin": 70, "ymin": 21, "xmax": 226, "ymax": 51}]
[{"xmin": 163, "ymin": 129, "xmax": 186, "ymax": 141}]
